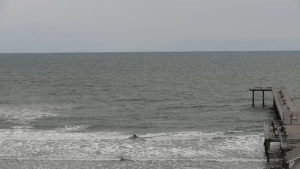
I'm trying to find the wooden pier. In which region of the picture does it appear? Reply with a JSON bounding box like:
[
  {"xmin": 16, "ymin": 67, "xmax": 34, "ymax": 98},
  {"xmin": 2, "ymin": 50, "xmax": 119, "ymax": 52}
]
[{"xmin": 250, "ymin": 87, "xmax": 300, "ymax": 168}]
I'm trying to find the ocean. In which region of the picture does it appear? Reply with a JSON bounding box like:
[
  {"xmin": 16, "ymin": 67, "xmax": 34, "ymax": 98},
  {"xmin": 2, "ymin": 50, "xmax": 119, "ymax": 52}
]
[{"xmin": 0, "ymin": 51, "xmax": 299, "ymax": 168}]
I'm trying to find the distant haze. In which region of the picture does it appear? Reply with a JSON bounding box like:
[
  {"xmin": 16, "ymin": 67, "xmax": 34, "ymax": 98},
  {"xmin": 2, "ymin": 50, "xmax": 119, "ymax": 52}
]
[{"xmin": 0, "ymin": 0, "xmax": 300, "ymax": 53}]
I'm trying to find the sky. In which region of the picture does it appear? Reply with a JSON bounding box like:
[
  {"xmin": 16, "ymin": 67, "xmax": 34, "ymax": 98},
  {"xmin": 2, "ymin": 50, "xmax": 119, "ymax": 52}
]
[{"xmin": 0, "ymin": 0, "xmax": 300, "ymax": 53}]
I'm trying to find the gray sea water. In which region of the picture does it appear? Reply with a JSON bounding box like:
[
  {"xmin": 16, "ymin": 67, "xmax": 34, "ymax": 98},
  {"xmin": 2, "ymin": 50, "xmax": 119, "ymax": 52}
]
[{"xmin": 0, "ymin": 51, "xmax": 300, "ymax": 168}]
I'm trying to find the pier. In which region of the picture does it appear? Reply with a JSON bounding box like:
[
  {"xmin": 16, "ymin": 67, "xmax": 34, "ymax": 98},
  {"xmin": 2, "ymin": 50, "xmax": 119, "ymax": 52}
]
[{"xmin": 250, "ymin": 87, "xmax": 300, "ymax": 168}]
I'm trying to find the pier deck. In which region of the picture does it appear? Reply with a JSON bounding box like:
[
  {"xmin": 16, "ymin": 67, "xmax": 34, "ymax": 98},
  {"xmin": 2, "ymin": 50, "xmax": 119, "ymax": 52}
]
[{"xmin": 272, "ymin": 89, "xmax": 300, "ymax": 125}]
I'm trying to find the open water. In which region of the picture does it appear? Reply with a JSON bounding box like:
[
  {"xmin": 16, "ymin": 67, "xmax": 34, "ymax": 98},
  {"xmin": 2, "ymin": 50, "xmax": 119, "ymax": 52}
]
[{"xmin": 0, "ymin": 51, "xmax": 300, "ymax": 168}]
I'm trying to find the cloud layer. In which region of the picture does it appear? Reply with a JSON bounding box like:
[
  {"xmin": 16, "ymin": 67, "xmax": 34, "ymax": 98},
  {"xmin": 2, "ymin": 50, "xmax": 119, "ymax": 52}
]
[{"xmin": 0, "ymin": 0, "xmax": 300, "ymax": 52}]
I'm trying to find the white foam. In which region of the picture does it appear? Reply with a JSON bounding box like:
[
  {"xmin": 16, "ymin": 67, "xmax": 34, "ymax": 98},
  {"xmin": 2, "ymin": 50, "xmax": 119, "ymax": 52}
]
[
  {"xmin": 141, "ymin": 131, "xmax": 226, "ymax": 141},
  {"xmin": 55, "ymin": 125, "xmax": 92, "ymax": 131},
  {"xmin": 0, "ymin": 130, "xmax": 266, "ymax": 162},
  {"xmin": 0, "ymin": 157, "xmax": 279, "ymax": 162},
  {"xmin": 11, "ymin": 126, "xmax": 34, "ymax": 129},
  {"xmin": 0, "ymin": 129, "xmax": 129, "ymax": 140},
  {"xmin": 0, "ymin": 104, "xmax": 71, "ymax": 124}
]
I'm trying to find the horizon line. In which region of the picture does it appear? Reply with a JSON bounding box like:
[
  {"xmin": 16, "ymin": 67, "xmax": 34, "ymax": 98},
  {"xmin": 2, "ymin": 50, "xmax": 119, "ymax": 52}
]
[{"xmin": 1, "ymin": 50, "xmax": 300, "ymax": 54}]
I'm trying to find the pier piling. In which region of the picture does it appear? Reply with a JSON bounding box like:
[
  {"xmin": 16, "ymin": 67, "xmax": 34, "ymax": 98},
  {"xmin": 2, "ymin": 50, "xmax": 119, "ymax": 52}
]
[
  {"xmin": 252, "ymin": 91, "xmax": 254, "ymax": 107},
  {"xmin": 264, "ymin": 140, "xmax": 270, "ymax": 162},
  {"xmin": 263, "ymin": 91, "xmax": 265, "ymax": 107},
  {"xmin": 249, "ymin": 87, "xmax": 271, "ymax": 107}
]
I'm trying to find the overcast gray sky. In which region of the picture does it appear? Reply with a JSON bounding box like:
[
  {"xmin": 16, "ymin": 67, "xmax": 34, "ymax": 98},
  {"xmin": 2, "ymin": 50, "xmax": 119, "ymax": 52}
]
[{"xmin": 0, "ymin": 0, "xmax": 300, "ymax": 53}]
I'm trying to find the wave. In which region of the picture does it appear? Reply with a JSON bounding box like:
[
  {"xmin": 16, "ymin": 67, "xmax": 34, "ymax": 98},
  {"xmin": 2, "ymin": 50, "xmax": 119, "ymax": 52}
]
[
  {"xmin": 0, "ymin": 157, "xmax": 279, "ymax": 162},
  {"xmin": 0, "ymin": 129, "xmax": 266, "ymax": 162},
  {"xmin": 0, "ymin": 104, "xmax": 72, "ymax": 124},
  {"xmin": 55, "ymin": 125, "xmax": 92, "ymax": 131}
]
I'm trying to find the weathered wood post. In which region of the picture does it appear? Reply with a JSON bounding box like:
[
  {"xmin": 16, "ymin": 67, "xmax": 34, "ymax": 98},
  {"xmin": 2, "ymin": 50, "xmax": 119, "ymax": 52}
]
[
  {"xmin": 283, "ymin": 150, "xmax": 286, "ymax": 168},
  {"xmin": 264, "ymin": 140, "xmax": 270, "ymax": 162},
  {"xmin": 253, "ymin": 91, "xmax": 255, "ymax": 107},
  {"xmin": 263, "ymin": 91, "xmax": 265, "ymax": 107}
]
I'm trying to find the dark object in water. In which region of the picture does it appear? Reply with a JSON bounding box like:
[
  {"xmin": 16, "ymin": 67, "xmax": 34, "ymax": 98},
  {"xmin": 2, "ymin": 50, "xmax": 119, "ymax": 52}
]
[
  {"xmin": 129, "ymin": 134, "xmax": 145, "ymax": 141},
  {"xmin": 129, "ymin": 134, "xmax": 138, "ymax": 140},
  {"xmin": 120, "ymin": 157, "xmax": 133, "ymax": 162}
]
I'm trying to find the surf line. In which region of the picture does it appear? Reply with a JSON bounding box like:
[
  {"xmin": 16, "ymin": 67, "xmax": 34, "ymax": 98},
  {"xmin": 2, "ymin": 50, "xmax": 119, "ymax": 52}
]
[{"xmin": 0, "ymin": 157, "xmax": 276, "ymax": 162}]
